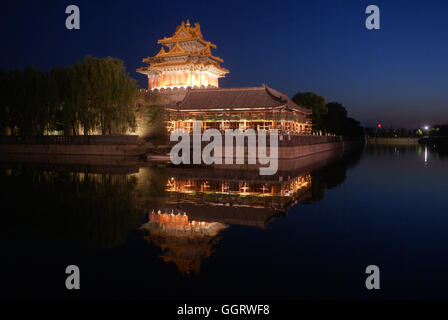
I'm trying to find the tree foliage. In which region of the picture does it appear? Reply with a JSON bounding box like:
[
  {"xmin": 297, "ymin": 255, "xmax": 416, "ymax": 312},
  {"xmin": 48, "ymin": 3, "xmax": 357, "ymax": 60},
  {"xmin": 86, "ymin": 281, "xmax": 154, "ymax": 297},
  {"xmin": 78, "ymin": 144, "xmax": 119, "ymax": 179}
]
[
  {"xmin": 0, "ymin": 168, "xmax": 141, "ymax": 251},
  {"xmin": 292, "ymin": 92, "xmax": 363, "ymax": 137},
  {"xmin": 364, "ymin": 126, "xmax": 426, "ymax": 138},
  {"xmin": 0, "ymin": 56, "xmax": 138, "ymax": 136},
  {"xmin": 322, "ymin": 102, "xmax": 363, "ymax": 137},
  {"xmin": 0, "ymin": 68, "xmax": 7, "ymax": 134},
  {"xmin": 292, "ymin": 92, "xmax": 327, "ymax": 132},
  {"xmin": 145, "ymin": 105, "xmax": 168, "ymax": 142}
]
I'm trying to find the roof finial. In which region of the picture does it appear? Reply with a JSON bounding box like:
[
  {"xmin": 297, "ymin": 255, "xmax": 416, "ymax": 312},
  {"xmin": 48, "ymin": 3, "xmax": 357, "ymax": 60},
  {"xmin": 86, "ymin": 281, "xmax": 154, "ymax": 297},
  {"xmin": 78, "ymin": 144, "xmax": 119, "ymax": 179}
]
[{"xmin": 186, "ymin": 19, "xmax": 191, "ymax": 28}]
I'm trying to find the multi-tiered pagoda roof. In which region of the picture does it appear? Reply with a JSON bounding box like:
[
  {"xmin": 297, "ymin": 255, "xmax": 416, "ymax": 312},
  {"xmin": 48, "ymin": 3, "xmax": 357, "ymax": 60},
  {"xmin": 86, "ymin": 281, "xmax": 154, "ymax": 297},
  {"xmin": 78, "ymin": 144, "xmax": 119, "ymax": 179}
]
[{"xmin": 137, "ymin": 20, "xmax": 229, "ymax": 90}]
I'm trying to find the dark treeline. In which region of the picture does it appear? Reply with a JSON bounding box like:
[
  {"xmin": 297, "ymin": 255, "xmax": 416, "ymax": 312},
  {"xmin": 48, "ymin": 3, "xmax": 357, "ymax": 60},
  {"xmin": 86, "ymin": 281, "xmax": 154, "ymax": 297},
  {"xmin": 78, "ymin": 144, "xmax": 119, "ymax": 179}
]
[
  {"xmin": 430, "ymin": 124, "xmax": 448, "ymax": 136},
  {"xmin": 303, "ymin": 146, "xmax": 364, "ymax": 204},
  {"xmin": 0, "ymin": 168, "xmax": 142, "ymax": 251},
  {"xmin": 0, "ymin": 56, "xmax": 139, "ymax": 136},
  {"xmin": 292, "ymin": 92, "xmax": 364, "ymax": 137},
  {"xmin": 365, "ymin": 124, "xmax": 448, "ymax": 138},
  {"xmin": 364, "ymin": 127, "xmax": 419, "ymax": 138}
]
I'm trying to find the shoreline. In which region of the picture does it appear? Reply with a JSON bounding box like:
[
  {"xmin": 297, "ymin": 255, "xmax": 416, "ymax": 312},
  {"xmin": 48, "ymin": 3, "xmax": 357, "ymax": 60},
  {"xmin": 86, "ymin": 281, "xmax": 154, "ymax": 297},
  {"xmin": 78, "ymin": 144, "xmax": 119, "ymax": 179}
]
[
  {"xmin": 0, "ymin": 135, "xmax": 363, "ymax": 164},
  {"xmin": 366, "ymin": 137, "xmax": 419, "ymax": 145}
]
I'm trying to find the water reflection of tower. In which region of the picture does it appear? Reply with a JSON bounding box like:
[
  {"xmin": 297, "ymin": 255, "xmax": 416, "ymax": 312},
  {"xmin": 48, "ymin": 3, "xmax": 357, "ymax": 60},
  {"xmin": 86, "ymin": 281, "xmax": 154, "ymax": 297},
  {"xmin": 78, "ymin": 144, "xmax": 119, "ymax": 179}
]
[
  {"xmin": 139, "ymin": 209, "xmax": 227, "ymax": 276},
  {"xmin": 137, "ymin": 168, "xmax": 313, "ymax": 275}
]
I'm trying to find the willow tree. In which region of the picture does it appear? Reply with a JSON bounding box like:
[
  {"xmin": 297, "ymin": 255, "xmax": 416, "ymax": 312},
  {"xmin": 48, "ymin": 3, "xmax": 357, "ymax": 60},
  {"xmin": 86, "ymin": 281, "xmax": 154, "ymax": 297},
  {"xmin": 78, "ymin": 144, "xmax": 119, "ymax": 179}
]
[
  {"xmin": 47, "ymin": 66, "xmax": 82, "ymax": 135},
  {"xmin": 7, "ymin": 68, "xmax": 50, "ymax": 136},
  {"xmin": 0, "ymin": 68, "xmax": 7, "ymax": 134},
  {"xmin": 1, "ymin": 56, "xmax": 139, "ymax": 136},
  {"xmin": 73, "ymin": 57, "xmax": 98, "ymax": 135},
  {"xmin": 75, "ymin": 56, "xmax": 138, "ymax": 135},
  {"xmin": 3, "ymin": 70, "xmax": 22, "ymax": 135},
  {"xmin": 99, "ymin": 57, "xmax": 138, "ymax": 134}
]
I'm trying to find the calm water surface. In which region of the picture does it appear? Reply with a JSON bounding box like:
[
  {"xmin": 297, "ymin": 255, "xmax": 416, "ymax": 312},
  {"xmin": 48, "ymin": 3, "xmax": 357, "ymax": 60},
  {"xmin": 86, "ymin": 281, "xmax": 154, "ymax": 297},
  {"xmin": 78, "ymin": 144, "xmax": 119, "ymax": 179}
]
[{"xmin": 1, "ymin": 145, "xmax": 447, "ymax": 299}]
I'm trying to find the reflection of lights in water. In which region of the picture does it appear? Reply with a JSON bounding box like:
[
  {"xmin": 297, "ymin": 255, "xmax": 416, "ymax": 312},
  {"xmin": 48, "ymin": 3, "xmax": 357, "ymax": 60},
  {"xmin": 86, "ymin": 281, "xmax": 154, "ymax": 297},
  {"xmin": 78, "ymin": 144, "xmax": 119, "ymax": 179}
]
[
  {"xmin": 261, "ymin": 185, "xmax": 269, "ymax": 194},
  {"xmin": 221, "ymin": 183, "xmax": 229, "ymax": 193},
  {"xmin": 140, "ymin": 210, "xmax": 228, "ymax": 276},
  {"xmin": 424, "ymin": 145, "xmax": 428, "ymax": 164},
  {"xmin": 239, "ymin": 182, "xmax": 249, "ymax": 194},
  {"xmin": 165, "ymin": 174, "xmax": 311, "ymax": 199}
]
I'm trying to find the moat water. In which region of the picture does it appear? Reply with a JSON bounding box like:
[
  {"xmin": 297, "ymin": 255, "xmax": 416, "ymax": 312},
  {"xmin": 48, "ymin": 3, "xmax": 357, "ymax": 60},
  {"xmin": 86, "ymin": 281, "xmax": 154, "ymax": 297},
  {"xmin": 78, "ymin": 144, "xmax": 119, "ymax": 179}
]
[{"xmin": 1, "ymin": 144, "xmax": 447, "ymax": 299}]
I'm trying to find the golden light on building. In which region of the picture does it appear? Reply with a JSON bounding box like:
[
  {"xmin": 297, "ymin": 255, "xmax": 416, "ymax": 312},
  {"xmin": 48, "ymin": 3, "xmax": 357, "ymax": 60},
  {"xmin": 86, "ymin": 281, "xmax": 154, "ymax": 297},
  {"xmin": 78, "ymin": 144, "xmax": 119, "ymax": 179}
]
[
  {"xmin": 135, "ymin": 21, "xmax": 312, "ymax": 137},
  {"xmin": 137, "ymin": 20, "xmax": 229, "ymax": 90},
  {"xmin": 139, "ymin": 209, "xmax": 227, "ymax": 275},
  {"xmin": 165, "ymin": 174, "xmax": 312, "ymax": 202},
  {"xmin": 164, "ymin": 86, "xmax": 313, "ymax": 135}
]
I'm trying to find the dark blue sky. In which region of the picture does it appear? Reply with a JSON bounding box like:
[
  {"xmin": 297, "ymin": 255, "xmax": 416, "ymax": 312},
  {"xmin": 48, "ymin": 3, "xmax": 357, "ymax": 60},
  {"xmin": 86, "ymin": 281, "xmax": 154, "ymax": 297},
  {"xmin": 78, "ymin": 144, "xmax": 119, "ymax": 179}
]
[{"xmin": 1, "ymin": 0, "xmax": 447, "ymax": 128}]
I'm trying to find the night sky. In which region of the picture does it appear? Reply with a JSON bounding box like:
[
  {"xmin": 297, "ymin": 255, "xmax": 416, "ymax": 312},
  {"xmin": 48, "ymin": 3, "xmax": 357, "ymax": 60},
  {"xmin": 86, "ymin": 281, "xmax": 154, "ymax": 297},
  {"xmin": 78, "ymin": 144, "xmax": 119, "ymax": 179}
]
[{"xmin": 2, "ymin": 0, "xmax": 447, "ymax": 128}]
